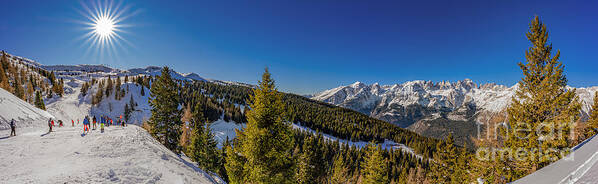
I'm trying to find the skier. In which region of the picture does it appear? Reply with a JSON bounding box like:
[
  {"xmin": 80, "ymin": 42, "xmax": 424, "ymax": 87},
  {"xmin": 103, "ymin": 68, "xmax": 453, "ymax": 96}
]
[
  {"xmin": 72, "ymin": 119, "xmax": 74, "ymax": 127},
  {"xmin": 10, "ymin": 119, "xmax": 16, "ymax": 136},
  {"xmin": 100, "ymin": 119, "xmax": 105, "ymax": 133},
  {"xmin": 48, "ymin": 118, "xmax": 53, "ymax": 132},
  {"xmin": 59, "ymin": 120, "xmax": 63, "ymax": 127},
  {"xmin": 83, "ymin": 116, "xmax": 90, "ymax": 133},
  {"xmin": 92, "ymin": 116, "xmax": 97, "ymax": 130}
]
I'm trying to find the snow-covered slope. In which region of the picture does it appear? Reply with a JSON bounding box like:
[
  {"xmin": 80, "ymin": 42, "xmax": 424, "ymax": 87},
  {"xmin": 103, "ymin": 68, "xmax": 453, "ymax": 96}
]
[
  {"xmin": 0, "ymin": 125, "xmax": 218, "ymax": 183},
  {"xmin": 44, "ymin": 78, "xmax": 151, "ymax": 126},
  {"xmin": 0, "ymin": 88, "xmax": 54, "ymax": 130},
  {"xmin": 513, "ymin": 134, "xmax": 598, "ymax": 184}
]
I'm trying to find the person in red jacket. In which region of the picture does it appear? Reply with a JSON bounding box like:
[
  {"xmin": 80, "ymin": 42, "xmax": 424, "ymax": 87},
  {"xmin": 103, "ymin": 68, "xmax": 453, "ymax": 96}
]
[
  {"xmin": 48, "ymin": 118, "xmax": 53, "ymax": 132},
  {"xmin": 72, "ymin": 120, "xmax": 74, "ymax": 127}
]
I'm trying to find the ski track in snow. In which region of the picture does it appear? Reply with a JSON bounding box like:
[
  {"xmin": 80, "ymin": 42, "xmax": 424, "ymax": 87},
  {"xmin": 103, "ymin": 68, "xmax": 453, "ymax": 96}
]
[{"xmin": 0, "ymin": 125, "xmax": 217, "ymax": 184}]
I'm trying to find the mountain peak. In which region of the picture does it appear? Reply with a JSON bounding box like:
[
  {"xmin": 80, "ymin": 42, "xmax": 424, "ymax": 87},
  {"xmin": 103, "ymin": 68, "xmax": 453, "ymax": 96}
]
[{"xmin": 350, "ymin": 81, "xmax": 365, "ymax": 88}]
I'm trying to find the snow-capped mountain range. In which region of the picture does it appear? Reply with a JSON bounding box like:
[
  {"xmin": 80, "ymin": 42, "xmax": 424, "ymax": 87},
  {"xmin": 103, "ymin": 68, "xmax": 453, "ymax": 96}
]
[{"xmin": 312, "ymin": 80, "xmax": 598, "ymax": 146}]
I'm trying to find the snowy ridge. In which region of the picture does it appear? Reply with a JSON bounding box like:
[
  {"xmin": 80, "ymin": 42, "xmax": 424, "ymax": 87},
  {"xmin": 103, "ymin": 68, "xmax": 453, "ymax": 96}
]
[
  {"xmin": 0, "ymin": 88, "xmax": 54, "ymax": 130},
  {"xmin": 43, "ymin": 64, "xmax": 121, "ymax": 73},
  {"xmin": 127, "ymin": 66, "xmax": 207, "ymax": 82}
]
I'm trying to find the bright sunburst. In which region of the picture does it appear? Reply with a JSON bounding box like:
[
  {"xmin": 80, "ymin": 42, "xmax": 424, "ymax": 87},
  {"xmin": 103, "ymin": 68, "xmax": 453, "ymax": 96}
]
[
  {"xmin": 94, "ymin": 16, "xmax": 115, "ymax": 38},
  {"xmin": 77, "ymin": 0, "xmax": 137, "ymax": 62}
]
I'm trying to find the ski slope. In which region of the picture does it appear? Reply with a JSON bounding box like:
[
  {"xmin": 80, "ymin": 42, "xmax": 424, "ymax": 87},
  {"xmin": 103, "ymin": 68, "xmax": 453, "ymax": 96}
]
[
  {"xmin": 0, "ymin": 88, "xmax": 54, "ymax": 130},
  {"xmin": 0, "ymin": 125, "xmax": 218, "ymax": 184},
  {"xmin": 513, "ymin": 133, "xmax": 598, "ymax": 184}
]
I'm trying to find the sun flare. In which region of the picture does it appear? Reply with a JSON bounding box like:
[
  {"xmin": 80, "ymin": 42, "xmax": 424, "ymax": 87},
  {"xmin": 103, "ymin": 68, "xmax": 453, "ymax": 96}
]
[
  {"xmin": 94, "ymin": 16, "xmax": 115, "ymax": 38},
  {"xmin": 77, "ymin": 0, "xmax": 137, "ymax": 60}
]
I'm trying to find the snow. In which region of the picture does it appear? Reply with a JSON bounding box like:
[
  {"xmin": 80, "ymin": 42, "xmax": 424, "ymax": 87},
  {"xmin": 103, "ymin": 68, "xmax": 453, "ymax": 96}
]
[
  {"xmin": 209, "ymin": 119, "xmax": 245, "ymax": 148},
  {"xmin": 0, "ymin": 88, "xmax": 54, "ymax": 130},
  {"xmin": 0, "ymin": 125, "xmax": 218, "ymax": 183},
  {"xmin": 513, "ymin": 133, "xmax": 598, "ymax": 184}
]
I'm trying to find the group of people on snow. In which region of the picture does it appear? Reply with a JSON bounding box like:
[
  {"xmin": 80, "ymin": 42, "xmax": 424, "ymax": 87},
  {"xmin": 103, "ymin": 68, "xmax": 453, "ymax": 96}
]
[
  {"xmin": 44, "ymin": 115, "xmax": 128, "ymax": 134},
  {"xmin": 6, "ymin": 115, "xmax": 128, "ymax": 137}
]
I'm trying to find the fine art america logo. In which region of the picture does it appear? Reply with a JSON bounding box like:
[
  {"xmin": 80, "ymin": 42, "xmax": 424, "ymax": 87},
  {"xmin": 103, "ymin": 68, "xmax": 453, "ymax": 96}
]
[{"xmin": 475, "ymin": 117, "xmax": 578, "ymax": 162}]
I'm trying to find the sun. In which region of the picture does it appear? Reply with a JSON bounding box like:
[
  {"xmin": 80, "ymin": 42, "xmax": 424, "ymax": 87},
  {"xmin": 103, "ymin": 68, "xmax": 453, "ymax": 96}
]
[
  {"xmin": 77, "ymin": 0, "xmax": 138, "ymax": 61},
  {"xmin": 94, "ymin": 16, "xmax": 115, "ymax": 38}
]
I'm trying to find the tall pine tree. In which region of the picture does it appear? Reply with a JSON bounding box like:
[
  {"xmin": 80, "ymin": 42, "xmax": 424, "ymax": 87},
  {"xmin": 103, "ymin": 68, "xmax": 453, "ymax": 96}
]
[
  {"xmin": 329, "ymin": 154, "xmax": 349, "ymax": 184},
  {"xmin": 505, "ymin": 16, "xmax": 581, "ymax": 179},
  {"xmin": 428, "ymin": 133, "xmax": 457, "ymax": 183},
  {"xmin": 148, "ymin": 67, "xmax": 182, "ymax": 152},
  {"xmin": 361, "ymin": 142, "xmax": 388, "ymax": 184},
  {"xmin": 225, "ymin": 68, "xmax": 296, "ymax": 184},
  {"xmin": 34, "ymin": 91, "xmax": 46, "ymax": 110},
  {"xmin": 296, "ymin": 135, "xmax": 326, "ymax": 184},
  {"xmin": 584, "ymin": 92, "xmax": 598, "ymax": 138}
]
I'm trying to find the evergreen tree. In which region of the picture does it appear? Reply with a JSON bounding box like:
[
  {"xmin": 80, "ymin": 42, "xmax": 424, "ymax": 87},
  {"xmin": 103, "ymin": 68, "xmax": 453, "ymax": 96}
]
[
  {"xmin": 584, "ymin": 92, "xmax": 598, "ymax": 138},
  {"xmin": 187, "ymin": 120, "xmax": 206, "ymax": 167},
  {"xmin": 0, "ymin": 60, "xmax": 9, "ymax": 91},
  {"xmin": 201, "ymin": 123, "xmax": 221, "ymax": 173},
  {"xmin": 428, "ymin": 133, "xmax": 457, "ymax": 183},
  {"xmin": 297, "ymin": 135, "xmax": 325, "ymax": 184},
  {"xmin": 48, "ymin": 71, "xmax": 56, "ymax": 85},
  {"xmin": 124, "ymin": 104, "xmax": 131, "ymax": 122},
  {"xmin": 93, "ymin": 81, "xmax": 105, "ymax": 105},
  {"xmin": 148, "ymin": 67, "xmax": 182, "ymax": 152},
  {"xmin": 129, "ymin": 95, "xmax": 136, "ymax": 111},
  {"xmin": 186, "ymin": 101, "xmax": 221, "ymax": 174},
  {"xmin": 505, "ymin": 16, "xmax": 581, "ymax": 179},
  {"xmin": 106, "ymin": 76, "xmax": 113, "ymax": 97},
  {"xmin": 80, "ymin": 82, "xmax": 90, "ymax": 96},
  {"xmin": 361, "ymin": 142, "xmax": 388, "ymax": 184},
  {"xmin": 226, "ymin": 68, "xmax": 296, "ymax": 184},
  {"xmin": 34, "ymin": 91, "xmax": 45, "ymax": 110},
  {"xmin": 329, "ymin": 154, "xmax": 349, "ymax": 184},
  {"xmin": 115, "ymin": 76, "xmax": 122, "ymax": 100},
  {"xmin": 140, "ymin": 86, "xmax": 145, "ymax": 96},
  {"xmin": 453, "ymin": 145, "xmax": 472, "ymax": 183},
  {"xmin": 26, "ymin": 79, "xmax": 34, "ymax": 102},
  {"xmin": 225, "ymin": 137, "xmax": 247, "ymax": 184},
  {"xmin": 13, "ymin": 74, "xmax": 25, "ymax": 100}
]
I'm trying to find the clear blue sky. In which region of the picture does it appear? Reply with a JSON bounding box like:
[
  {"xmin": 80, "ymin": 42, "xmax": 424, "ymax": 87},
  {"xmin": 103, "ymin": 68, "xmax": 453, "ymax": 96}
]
[{"xmin": 1, "ymin": 0, "xmax": 597, "ymax": 94}]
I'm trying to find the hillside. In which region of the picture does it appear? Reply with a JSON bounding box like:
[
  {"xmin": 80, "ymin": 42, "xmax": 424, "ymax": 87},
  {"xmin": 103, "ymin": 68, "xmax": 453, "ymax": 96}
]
[{"xmin": 0, "ymin": 88, "xmax": 54, "ymax": 130}]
